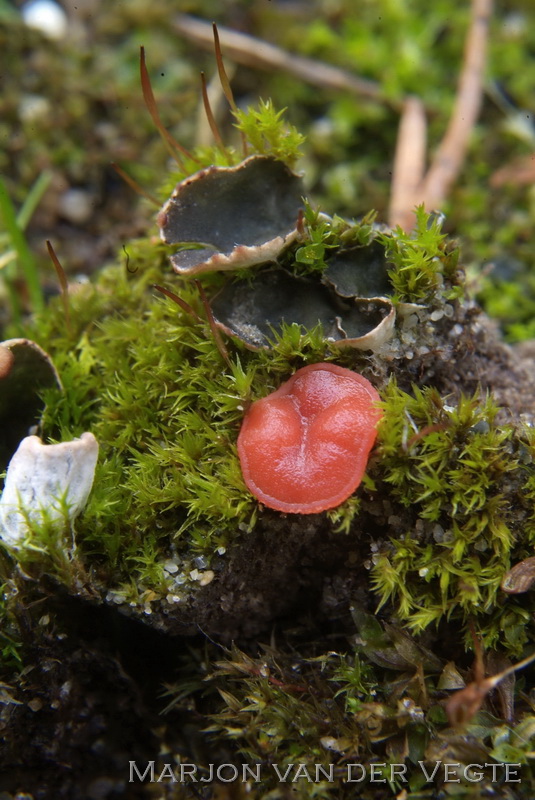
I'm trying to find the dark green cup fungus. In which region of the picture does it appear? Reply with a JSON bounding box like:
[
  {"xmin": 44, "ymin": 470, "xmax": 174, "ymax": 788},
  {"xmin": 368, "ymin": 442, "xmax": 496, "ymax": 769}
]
[
  {"xmin": 158, "ymin": 155, "xmax": 304, "ymax": 276},
  {"xmin": 0, "ymin": 338, "xmax": 62, "ymax": 470},
  {"xmin": 158, "ymin": 151, "xmax": 396, "ymax": 351},
  {"xmin": 210, "ymin": 268, "xmax": 395, "ymax": 351}
]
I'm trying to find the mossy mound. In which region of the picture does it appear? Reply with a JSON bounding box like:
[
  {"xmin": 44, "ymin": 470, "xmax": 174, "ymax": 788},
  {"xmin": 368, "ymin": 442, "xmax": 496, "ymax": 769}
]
[{"xmin": 0, "ymin": 199, "xmax": 532, "ymax": 661}]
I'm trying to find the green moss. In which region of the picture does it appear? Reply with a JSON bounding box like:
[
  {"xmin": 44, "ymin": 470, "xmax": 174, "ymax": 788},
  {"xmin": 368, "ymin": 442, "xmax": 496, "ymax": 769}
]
[
  {"xmin": 379, "ymin": 206, "xmax": 462, "ymax": 303},
  {"xmin": 371, "ymin": 379, "xmax": 533, "ymax": 654},
  {"xmin": 162, "ymin": 627, "xmax": 535, "ymax": 798},
  {"xmin": 23, "ymin": 233, "xmax": 346, "ymax": 597},
  {"xmin": 0, "ymin": 581, "xmax": 23, "ymax": 673},
  {"xmin": 34, "ymin": 261, "xmax": 251, "ymax": 586},
  {"xmin": 475, "ymin": 265, "xmax": 535, "ymax": 343},
  {"xmin": 233, "ymin": 98, "xmax": 305, "ymax": 168},
  {"xmin": 5, "ymin": 193, "xmax": 526, "ymax": 648},
  {"xmin": 288, "ymin": 203, "xmax": 378, "ymax": 278}
]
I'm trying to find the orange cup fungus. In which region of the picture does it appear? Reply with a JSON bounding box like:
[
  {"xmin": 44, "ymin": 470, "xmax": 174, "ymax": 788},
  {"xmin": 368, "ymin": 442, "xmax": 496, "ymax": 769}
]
[{"xmin": 237, "ymin": 363, "xmax": 382, "ymax": 514}]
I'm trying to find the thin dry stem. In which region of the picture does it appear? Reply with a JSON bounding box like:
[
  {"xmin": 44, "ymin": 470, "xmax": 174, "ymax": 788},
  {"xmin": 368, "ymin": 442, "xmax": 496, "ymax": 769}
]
[
  {"xmin": 389, "ymin": 0, "xmax": 492, "ymax": 230},
  {"xmin": 200, "ymin": 71, "xmax": 227, "ymax": 154},
  {"xmin": 212, "ymin": 22, "xmax": 248, "ymax": 157},
  {"xmin": 446, "ymin": 622, "xmax": 535, "ymax": 728},
  {"xmin": 419, "ymin": 0, "xmax": 492, "ymax": 212},
  {"xmin": 110, "ymin": 163, "xmax": 160, "ymax": 207},
  {"xmin": 153, "ymin": 284, "xmax": 203, "ymax": 324},
  {"xmin": 140, "ymin": 46, "xmax": 196, "ymax": 168},
  {"xmin": 196, "ymin": 69, "xmax": 228, "ymax": 147},
  {"xmin": 194, "ymin": 279, "xmax": 231, "ymax": 368},
  {"xmin": 490, "ymin": 152, "xmax": 535, "ymax": 187},
  {"xmin": 212, "ymin": 22, "xmax": 238, "ymax": 113},
  {"xmin": 175, "ymin": 14, "xmax": 388, "ymax": 106},
  {"xmin": 46, "ymin": 241, "xmax": 72, "ymax": 338},
  {"xmin": 388, "ymin": 96, "xmax": 427, "ymax": 230}
]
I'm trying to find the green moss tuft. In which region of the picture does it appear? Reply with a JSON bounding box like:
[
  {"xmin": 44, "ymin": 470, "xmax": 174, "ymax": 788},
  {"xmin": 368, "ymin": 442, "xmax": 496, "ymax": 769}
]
[
  {"xmin": 233, "ymin": 98, "xmax": 306, "ymax": 168},
  {"xmin": 372, "ymin": 379, "xmax": 533, "ymax": 653},
  {"xmin": 379, "ymin": 206, "xmax": 461, "ymax": 303},
  {"xmin": 290, "ymin": 204, "xmax": 378, "ymax": 278}
]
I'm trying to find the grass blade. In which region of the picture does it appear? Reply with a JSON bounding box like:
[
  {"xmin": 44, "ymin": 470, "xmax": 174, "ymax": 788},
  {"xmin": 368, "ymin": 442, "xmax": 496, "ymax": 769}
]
[
  {"xmin": 17, "ymin": 169, "xmax": 53, "ymax": 230},
  {"xmin": 0, "ymin": 175, "xmax": 45, "ymax": 315}
]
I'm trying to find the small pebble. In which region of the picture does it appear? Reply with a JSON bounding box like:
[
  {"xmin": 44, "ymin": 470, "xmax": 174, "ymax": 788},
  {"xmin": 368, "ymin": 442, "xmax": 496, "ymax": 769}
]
[
  {"xmin": 199, "ymin": 570, "xmax": 215, "ymax": 586},
  {"xmin": 58, "ymin": 188, "xmax": 93, "ymax": 224},
  {"xmin": 21, "ymin": 0, "xmax": 68, "ymax": 39},
  {"xmin": 432, "ymin": 524, "xmax": 445, "ymax": 543},
  {"xmin": 449, "ymin": 324, "xmax": 464, "ymax": 338},
  {"xmin": 19, "ymin": 94, "xmax": 50, "ymax": 123}
]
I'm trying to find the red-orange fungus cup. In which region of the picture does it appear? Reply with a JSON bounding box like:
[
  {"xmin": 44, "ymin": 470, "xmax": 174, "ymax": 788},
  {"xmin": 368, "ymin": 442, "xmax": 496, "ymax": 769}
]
[{"xmin": 237, "ymin": 362, "xmax": 382, "ymax": 514}]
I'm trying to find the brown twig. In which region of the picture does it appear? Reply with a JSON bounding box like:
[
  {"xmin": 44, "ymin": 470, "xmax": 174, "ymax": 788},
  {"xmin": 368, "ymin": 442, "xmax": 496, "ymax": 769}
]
[
  {"xmin": 153, "ymin": 284, "xmax": 203, "ymax": 324},
  {"xmin": 420, "ymin": 0, "xmax": 492, "ymax": 212},
  {"xmin": 389, "ymin": 0, "xmax": 492, "ymax": 229},
  {"xmin": 174, "ymin": 14, "xmax": 388, "ymax": 106},
  {"xmin": 403, "ymin": 422, "xmax": 449, "ymax": 452},
  {"xmin": 446, "ymin": 622, "xmax": 535, "ymax": 728},
  {"xmin": 176, "ymin": 4, "xmax": 490, "ymax": 232},
  {"xmin": 212, "ymin": 22, "xmax": 238, "ymax": 113},
  {"xmin": 490, "ymin": 152, "xmax": 535, "ymax": 187},
  {"xmin": 388, "ymin": 96, "xmax": 427, "ymax": 230}
]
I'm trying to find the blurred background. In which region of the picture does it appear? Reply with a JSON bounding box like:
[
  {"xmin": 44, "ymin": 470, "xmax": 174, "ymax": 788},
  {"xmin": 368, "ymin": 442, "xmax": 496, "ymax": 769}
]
[{"xmin": 1, "ymin": 0, "xmax": 535, "ymax": 337}]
